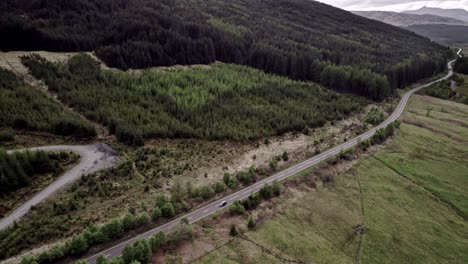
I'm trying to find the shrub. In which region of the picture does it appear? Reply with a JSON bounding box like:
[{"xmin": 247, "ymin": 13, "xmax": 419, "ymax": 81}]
[
  {"xmin": 0, "ymin": 130, "xmax": 15, "ymax": 142},
  {"xmin": 66, "ymin": 235, "xmax": 89, "ymax": 255},
  {"xmin": 215, "ymin": 181, "xmax": 226, "ymax": 193},
  {"xmin": 230, "ymin": 201, "xmax": 246, "ymax": 215},
  {"xmin": 122, "ymin": 214, "xmax": 136, "ymax": 231},
  {"xmin": 247, "ymin": 216, "xmax": 256, "ymax": 230},
  {"xmin": 151, "ymin": 207, "xmax": 162, "ymax": 221},
  {"xmin": 135, "ymin": 212, "xmax": 151, "ymax": 226},
  {"xmin": 364, "ymin": 108, "xmax": 384, "ymax": 125},
  {"xmin": 199, "ymin": 186, "xmax": 214, "ymax": 200},
  {"xmin": 101, "ymin": 219, "xmax": 124, "ymax": 240},
  {"xmin": 122, "ymin": 239, "xmax": 151, "ymax": 264},
  {"xmin": 161, "ymin": 202, "xmax": 175, "ymax": 218},
  {"xmin": 149, "ymin": 232, "xmax": 166, "ymax": 253},
  {"xmin": 229, "ymin": 224, "xmax": 238, "ymax": 237}
]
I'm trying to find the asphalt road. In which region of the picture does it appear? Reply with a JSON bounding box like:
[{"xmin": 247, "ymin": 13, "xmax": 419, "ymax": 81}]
[
  {"xmin": 82, "ymin": 52, "xmax": 457, "ymax": 263},
  {"xmin": 0, "ymin": 144, "xmax": 119, "ymax": 231}
]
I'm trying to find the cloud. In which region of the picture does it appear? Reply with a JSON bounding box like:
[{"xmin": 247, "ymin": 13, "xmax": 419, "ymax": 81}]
[{"xmin": 315, "ymin": 0, "xmax": 468, "ymax": 12}]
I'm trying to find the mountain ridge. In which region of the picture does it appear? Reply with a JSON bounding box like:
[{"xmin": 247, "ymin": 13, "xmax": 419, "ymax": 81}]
[
  {"xmin": 403, "ymin": 6, "xmax": 468, "ymax": 22},
  {"xmin": 352, "ymin": 11, "xmax": 467, "ymax": 27}
]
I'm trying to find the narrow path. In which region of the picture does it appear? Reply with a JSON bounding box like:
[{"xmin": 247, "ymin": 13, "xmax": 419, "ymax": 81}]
[
  {"xmin": 84, "ymin": 53, "xmax": 460, "ymax": 263},
  {"xmin": 0, "ymin": 144, "xmax": 119, "ymax": 230}
]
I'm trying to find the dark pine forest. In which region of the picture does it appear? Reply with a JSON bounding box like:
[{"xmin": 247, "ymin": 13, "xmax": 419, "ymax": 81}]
[{"xmin": 0, "ymin": 0, "xmax": 451, "ymax": 100}]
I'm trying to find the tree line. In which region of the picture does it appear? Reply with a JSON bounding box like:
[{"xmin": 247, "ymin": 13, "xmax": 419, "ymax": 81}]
[
  {"xmin": 0, "ymin": 68, "xmax": 96, "ymax": 138},
  {"xmin": 0, "ymin": 150, "xmax": 65, "ymax": 195}
]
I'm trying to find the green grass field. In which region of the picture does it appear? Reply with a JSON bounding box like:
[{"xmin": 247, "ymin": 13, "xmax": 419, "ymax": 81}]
[{"xmin": 195, "ymin": 95, "xmax": 468, "ymax": 264}]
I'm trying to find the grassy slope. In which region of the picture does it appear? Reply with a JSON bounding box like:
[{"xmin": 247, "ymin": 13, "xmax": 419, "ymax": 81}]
[{"xmin": 195, "ymin": 95, "xmax": 468, "ymax": 264}]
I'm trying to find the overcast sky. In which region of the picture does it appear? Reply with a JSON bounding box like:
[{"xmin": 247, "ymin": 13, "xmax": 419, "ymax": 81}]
[{"xmin": 315, "ymin": 0, "xmax": 468, "ymax": 12}]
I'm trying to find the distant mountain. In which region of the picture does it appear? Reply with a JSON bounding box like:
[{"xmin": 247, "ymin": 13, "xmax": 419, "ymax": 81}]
[
  {"xmin": 404, "ymin": 7, "xmax": 468, "ymax": 22},
  {"xmin": 407, "ymin": 24, "xmax": 468, "ymax": 45},
  {"xmin": 352, "ymin": 11, "xmax": 466, "ymax": 27}
]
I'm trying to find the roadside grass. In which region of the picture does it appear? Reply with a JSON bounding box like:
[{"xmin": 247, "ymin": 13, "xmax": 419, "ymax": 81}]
[{"xmin": 195, "ymin": 95, "xmax": 468, "ymax": 264}]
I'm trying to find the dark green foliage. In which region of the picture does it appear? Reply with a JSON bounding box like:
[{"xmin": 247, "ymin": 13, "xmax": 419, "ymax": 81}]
[
  {"xmin": 247, "ymin": 216, "xmax": 256, "ymax": 230},
  {"xmin": 241, "ymin": 193, "xmax": 262, "ymax": 211},
  {"xmin": 215, "ymin": 181, "xmax": 226, "ymax": 193},
  {"xmin": 259, "ymin": 184, "xmax": 274, "ymax": 200},
  {"xmin": 0, "ymin": 130, "xmax": 15, "ymax": 142},
  {"xmin": 371, "ymin": 122, "xmax": 398, "ymax": 145},
  {"xmin": 151, "ymin": 207, "xmax": 162, "ymax": 221},
  {"xmin": 16, "ymin": 212, "xmax": 154, "ymax": 263},
  {"xmin": 281, "ymin": 151, "xmax": 289, "ymax": 161},
  {"xmin": 161, "ymin": 203, "xmax": 175, "ymax": 218},
  {"xmin": 230, "ymin": 201, "xmax": 246, "ymax": 215},
  {"xmin": 66, "ymin": 235, "xmax": 89, "ymax": 255},
  {"xmin": 122, "ymin": 239, "xmax": 151, "ymax": 264},
  {"xmin": 135, "ymin": 213, "xmax": 151, "ymax": 226},
  {"xmin": 199, "ymin": 186, "xmax": 214, "ymax": 200},
  {"xmin": 229, "ymin": 224, "xmax": 239, "ymax": 237},
  {"xmin": 364, "ymin": 108, "xmax": 385, "ymax": 125},
  {"xmin": 0, "ymin": 68, "xmax": 96, "ymax": 137},
  {"xmin": 100, "ymin": 219, "xmax": 124, "ymax": 241},
  {"xmin": 149, "ymin": 232, "xmax": 166, "ymax": 253},
  {"xmin": 23, "ymin": 54, "xmax": 365, "ymax": 144},
  {"xmin": 1, "ymin": 0, "xmax": 448, "ymax": 98},
  {"xmin": 418, "ymin": 79, "xmax": 468, "ymax": 105},
  {"xmin": 454, "ymin": 57, "xmax": 468, "ymax": 74},
  {"xmin": 0, "ymin": 150, "xmax": 57, "ymax": 195}
]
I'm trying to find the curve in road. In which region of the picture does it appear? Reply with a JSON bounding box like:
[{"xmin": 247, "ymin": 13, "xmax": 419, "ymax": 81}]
[
  {"xmin": 0, "ymin": 144, "xmax": 119, "ymax": 231},
  {"xmin": 82, "ymin": 52, "xmax": 457, "ymax": 263}
]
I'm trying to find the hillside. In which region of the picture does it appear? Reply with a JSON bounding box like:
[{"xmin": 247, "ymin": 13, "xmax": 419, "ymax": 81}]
[
  {"xmin": 404, "ymin": 7, "xmax": 468, "ymax": 22},
  {"xmin": 407, "ymin": 24, "xmax": 468, "ymax": 45},
  {"xmin": 352, "ymin": 11, "xmax": 466, "ymax": 27},
  {"xmin": 0, "ymin": 0, "xmax": 449, "ymax": 98}
]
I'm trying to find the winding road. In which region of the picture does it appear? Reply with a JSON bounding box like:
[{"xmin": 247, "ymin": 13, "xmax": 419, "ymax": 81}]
[
  {"xmin": 0, "ymin": 144, "xmax": 119, "ymax": 231},
  {"xmin": 84, "ymin": 52, "xmax": 461, "ymax": 263}
]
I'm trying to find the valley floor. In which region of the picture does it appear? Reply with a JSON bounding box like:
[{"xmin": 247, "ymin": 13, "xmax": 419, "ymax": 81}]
[{"xmin": 191, "ymin": 95, "xmax": 468, "ymax": 264}]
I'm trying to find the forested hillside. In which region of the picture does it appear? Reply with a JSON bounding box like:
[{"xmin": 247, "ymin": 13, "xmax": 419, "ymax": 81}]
[
  {"xmin": 0, "ymin": 150, "xmax": 64, "ymax": 195},
  {"xmin": 0, "ymin": 0, "xmax": 450, "ymax": 99},
  {"xmin": 22, "ymin": 54, "xmax": 365, "ymax": 145},
  {"xmin": 0, "ymin": 68, "xmax": 96, "ymax": 137}
]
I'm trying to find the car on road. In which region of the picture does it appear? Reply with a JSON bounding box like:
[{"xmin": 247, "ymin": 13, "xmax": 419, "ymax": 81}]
[{"xmin": 219, "ymin": 201, "xmax": 227, "ymax": 207}]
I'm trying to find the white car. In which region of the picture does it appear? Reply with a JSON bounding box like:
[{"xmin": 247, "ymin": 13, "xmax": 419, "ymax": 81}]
[{"xmin": 219, "ymin": 201, "xmax": 227, "ymax": 207}]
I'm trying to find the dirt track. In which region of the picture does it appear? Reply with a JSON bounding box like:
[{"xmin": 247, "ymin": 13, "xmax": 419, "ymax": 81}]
[{"xmin": 0, "ymin": 144, "xmax": 119, "ymax": 230}]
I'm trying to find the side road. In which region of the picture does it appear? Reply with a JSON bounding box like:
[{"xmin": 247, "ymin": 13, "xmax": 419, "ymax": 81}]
[
  {"xmin": 0, "ymin": 144, "xmax": 119, "ymax": 231},
  {"xmin": 84, "ymin": 53, "xmax": 460, "ymax": 263}
]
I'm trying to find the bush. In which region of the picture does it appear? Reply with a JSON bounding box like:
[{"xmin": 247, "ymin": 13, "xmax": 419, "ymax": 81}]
[
  {"xmin": 151, "ymin": 207, "xmax": 162, "ymax": 221},
  {"xmin": 199, "ymin": 186, "xmax": 214, "ymax": 200},
  {"xmin": 149, "ymin": 232, "xmax": 166, "ymax": 253},
  {"xmin": 66, "ymin": 235, "xmax": 89, "ymax": 255},
  {"xmin": 0, "ymin": 130, "xmax": 15, "ymax": 142},
  {"xmin": 247, "ymin": 216, "xmax": 256, "ymax": 230},
  {"xmin": 161, "ymin": 202, "xmax": 175, "ymax": 218},
  {"xmin": 122, "ymin": 239, "xmax": 151, "ymax": 264},
  {"xmin": 101, "ymin": 219, "xmax": 124, "ymax": 241},
  {"xmin": 230, "ymin": 224, "xmax": 239, "ymax": 237},
  {"xmin": 230, "ymin": 201, "xmax": 246, "ymax": 215},
  {"xmin": 215, "ymin": 181, "xmax": 226, "ymax": 193},
  {"xmin": 364, "ymin": 108, "xmax": 385, "ymax": 125},
  {"xmin": 135, "ymin": 212, "xmax": 151, "ymax": 226},
  {"xmin": 122, "ymin": 214, "xmax": 136, "ymax": 231},
  {"xmin": 259, "ymin": 184, "xmax": 273, "ymax": 199}
]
